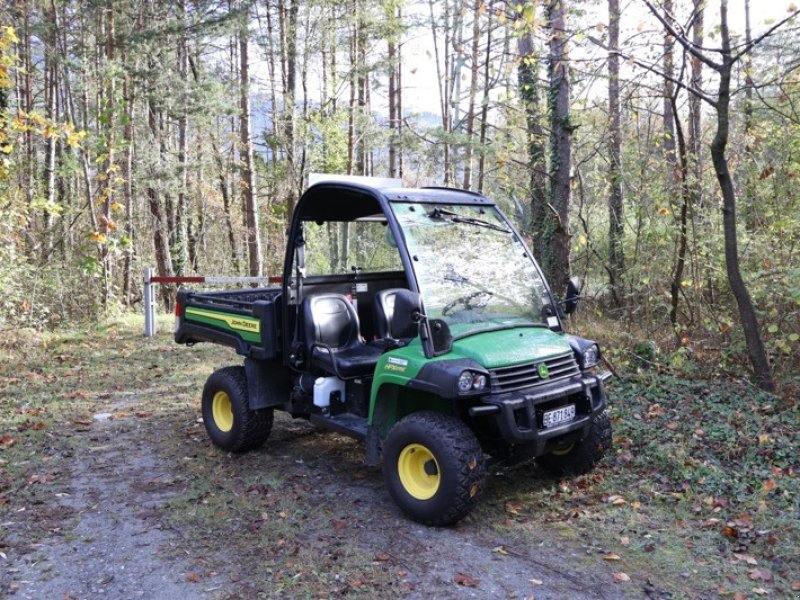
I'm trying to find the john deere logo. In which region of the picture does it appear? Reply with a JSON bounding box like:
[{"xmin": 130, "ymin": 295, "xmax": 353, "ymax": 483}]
[{"xmin": 537, "ymin": 363, "xmax": 550, "ymax": 379}]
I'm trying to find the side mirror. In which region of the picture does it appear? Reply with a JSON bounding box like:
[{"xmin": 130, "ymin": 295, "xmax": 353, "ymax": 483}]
[
  {"xmin": 390, "ymin": 289, "xmax": 423, "ymax": 339},
  {"xmin": 390, "ymin": 290, "xmax": 454, "ymax": 358},
  {"xmin": 562, "ymin": 277, "xmax": 581, "ymax": 315},
  {"xmin": 429, "ymin": 319, "xmax": 453, "ymax": 356}
]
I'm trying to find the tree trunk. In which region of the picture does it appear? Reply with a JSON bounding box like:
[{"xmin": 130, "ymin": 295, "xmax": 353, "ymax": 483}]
[
  {"xmin": 147, "ymin": 99, "xmax": 175, "ymax": 309},
  {"xmin": 387, "ymin": 4, "xmax": 398, "ymax": 178},
  {"xmin": 42, "ymin": 0, "xmax": 59, "ymax": 262},
  {"xmin": 711, "ymin": 0, "xmax": 774, "ymax": 392},
  {"xmin": 662, "ymin": 0, "xmax": 677, "ymax": 181},
  {"xmin": 544, "ymin": 0, "xmax": 573, "ymax": 291},
  {"xmin": 121, "ymin": 48, "xmax": 136, "ymax": 305},
  {"xmin": 608, "ymin": 0, "xmax": 624, "ymax": 306},
  {"xmin": 476, "ymin": 6, "xmax": 494, "ymax": 194},
  {"xmin": 517, "ymin": 30, "xmax": 547, "ymax": 250},
  {"xmin": 347, "ymin": 0, "xmax": 358, "ymax": 175},
  {"xmin": 743, "ymin": 0, "xmax": 757, "ymax": 230},
  {"xmin": 689, "ymin": 0, "xmax": 704, "ymax": 210},
  {"xmin": 100, "ymin": 0, "xmax": 116, "ymax": 308},
  {"xmin": 239, "ymin": 3, "xmax": 263, "ymax": 277},
  {"xmin": 462, "ymin": 0, "xmax": 482, "ymax": 190},
  {"xmin": 669, "ymin": 95, "xmax": 691, "ymax": 329},
  {"xmin": 175, "ymin": 0, "xmax": 189, "ymax": 276},
  {"xmin": 429, "ymin": 0, "xmax": 452, "ymax": 185},
  {"xmin": 280, "ymin": 0, "xmax": 298, "ymax": 216}
]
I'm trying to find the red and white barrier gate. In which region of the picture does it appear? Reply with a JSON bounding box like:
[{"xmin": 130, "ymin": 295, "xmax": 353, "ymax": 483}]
[{"xmin": 143, "ymin": 266, "xmax": 281, "ymax": 337}]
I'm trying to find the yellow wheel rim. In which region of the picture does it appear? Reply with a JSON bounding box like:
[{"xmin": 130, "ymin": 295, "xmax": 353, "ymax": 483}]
[
  {"xmin": 398, "ymin": 444, "xmax": 440, "ymax": 500},
  {"xmin": 551, "ymin": 443, "xmax": 574, "ymax": 456},
  {"xmin": 212, "ymin": 391, "xmax": 234, "ymax": 432}
]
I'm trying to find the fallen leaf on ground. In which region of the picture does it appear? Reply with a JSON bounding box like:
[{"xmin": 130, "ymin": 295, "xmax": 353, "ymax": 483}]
[
  {"xmin": 529, "ymin": 578, "xmax": 543, "ymax": 585},
  {"xmin": 603, "ymin": 554, "xmax": 621, "ymax": 561},
  {"xmin": 454, "ymin": 573, "xmax": 479, "ymax": 588},
  {"xmin": 612, "ymin": 572, "xmax": 630, "ymax": 583},
  {"xmin": 666, "ymin": 422, "xmax": 679, "ymax": 430},
  {"xmin": 493, "ymin": 546, "xmax": 509, "ymax": 555},
  {"xmin": 748, "ymin": 568, "xmax": 772, "ymax": 581},
  {"xmin": 185, "ymin": 572, "xmax": 202, "ymax": 583},
  {"xmin": 722, "ymin": 526, "xmax": 739, "ymax": 539},
  {"xmin": 762, "ymin": 479, "xmax": 777, "ymax": 491},
  {"xmin": 0, "ymin": 435, "xmax": 15, "ymax": 449},
  {"xmin": 733, "ymin": 553, "xmax": 757, "ymax": 565},
  {"xmin": 374, "ymin": 554, "xmax": 390, "ymax": 562},
  {"xmin": 620, "ymin": 536, "xmax": 630, "ymax": 546},
  {"xmin": 505, "ymin": 502, "xmax": 523, "ymax": 515},
  {"xmin": 790, "ymin": 581, "xmax": 800, "ymax": 591},
  {"xmin": 751, "ymin": 588, "xmax": 769, "ymax": 596},
  {"xmin": 72, "ymin": 419, "xmax": 91, "ymax": 426}
]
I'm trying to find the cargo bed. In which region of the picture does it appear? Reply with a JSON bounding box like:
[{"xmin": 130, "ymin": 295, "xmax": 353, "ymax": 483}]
[{"xmin": 175, "ymin": 287, "xmax": 282, "ymax": 359}]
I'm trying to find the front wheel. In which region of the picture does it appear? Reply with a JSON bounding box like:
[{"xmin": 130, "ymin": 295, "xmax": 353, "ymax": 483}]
[
  {"xmin": 382, "ymin": 411, "xmax": 486, "ymax": 526},
  {"xmin": 201, "ymin": 366, "xmax": 273, "ymax": 453},
  {"xmin": 536, "ymin": 411, "xmax": 612, "ymax": 476}
]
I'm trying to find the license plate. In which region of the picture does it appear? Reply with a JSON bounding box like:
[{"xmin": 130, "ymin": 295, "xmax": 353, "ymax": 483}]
[{"xmin": 543, "ymin": 404, "xmax": 576, "ymax": 428}]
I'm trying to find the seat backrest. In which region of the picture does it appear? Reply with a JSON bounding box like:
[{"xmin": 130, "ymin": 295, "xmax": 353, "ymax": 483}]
[
  {"xmin": 373, "ymin": 289, "xmax": 399, "ymax": 339},
  {"xmin": 303, "ymin": 294, "xmax": 360, "ymax": 354}
]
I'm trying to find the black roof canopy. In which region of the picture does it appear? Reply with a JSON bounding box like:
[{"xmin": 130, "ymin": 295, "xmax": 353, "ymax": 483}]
[{"xmin": 296, "ymin": 182, "xmax": 495, "ymax": 223}]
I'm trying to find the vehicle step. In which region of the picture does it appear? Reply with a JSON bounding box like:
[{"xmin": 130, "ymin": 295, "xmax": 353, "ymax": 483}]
[{"xmin": 310, "ymin": 412, "xmax": 368, "ymax": 441}]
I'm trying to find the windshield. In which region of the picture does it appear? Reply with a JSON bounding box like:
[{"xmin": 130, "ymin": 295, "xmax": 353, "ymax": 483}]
[{"xmin": 390, "ymin": 201, "xmax": 553, "ymax": 333}]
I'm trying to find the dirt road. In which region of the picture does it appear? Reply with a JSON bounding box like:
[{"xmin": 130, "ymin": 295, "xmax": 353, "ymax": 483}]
[{"xmin": 2, "ymin": 391, "xmax": 622, "ymax": 599}]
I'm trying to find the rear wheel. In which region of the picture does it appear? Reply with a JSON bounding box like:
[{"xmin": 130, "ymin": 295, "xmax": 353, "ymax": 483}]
[
  {"xmin": 537, "ymin": 411, "xmax": 612, "ymax": 476},
  {"xmin": 201, "ymin": 366, "xmax": 273, "ymax": 453},
  {"xmin": 383, "ymin": 411, "xmax": 485, "ymax": 526}
]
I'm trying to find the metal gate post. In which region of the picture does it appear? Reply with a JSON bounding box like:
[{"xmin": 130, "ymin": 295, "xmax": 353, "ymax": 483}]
[{"xmin": 143, "ymin": 266, "xmax": 156, "ymax": 337}]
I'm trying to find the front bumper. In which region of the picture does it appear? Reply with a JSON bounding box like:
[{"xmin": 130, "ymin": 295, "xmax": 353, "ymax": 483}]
[{"xmin": 469, "ymin": 371, "xmax": 610, "ymax": 455}]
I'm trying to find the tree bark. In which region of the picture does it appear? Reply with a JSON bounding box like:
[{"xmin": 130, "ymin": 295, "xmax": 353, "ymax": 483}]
[
  {"xmin": 429, "ymin": 0, "xmax": 452, "ymax": 185},
  {"xmin": 662, "ymin": 0, "xmax": 677, "ymax": 181},
  {"xmin": 743, "ymin": 0, "xmax": 757, "ymax": 230},
  {"xmin": 121, "ymin": 46, "xmax": 136, "ymax": 305},
  {"xmin": 689, "ymin": 0, "xmax": 704, "ymax": 212},
  {"xmin": 544, "ymin": 0, "xmax": 573, "ymax": 292},
  {"xmin": 239, "ymin": 2, "xmax": 263, "ymax": 277},
  {"xmin": 710, "ymin": 0, "xmax": 774, "ymax": 392},
  {"xmin": 175, "ymin": 0, "xmax": 189, "ymax": 276},
  {"xmin": 476, "ymin": 5, "xmax": 493, "ymax": 194},
  {"xmin": 608, "ymin": 0, "xmax": 624, "ymax": 306},
  {"xmin": 462, "ymin": 0, "xmax": 482, "ymax": 190},
  {"xmin": 100, "ymin": 0, "xmax": 116, "ymax": 307},
  {"xmin": 517, "ymin": 30, "xmax": 547, "ymax": 251}
]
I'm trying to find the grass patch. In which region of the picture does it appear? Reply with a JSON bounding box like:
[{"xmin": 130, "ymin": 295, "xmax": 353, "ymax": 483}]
[{"xmin": 488, "ymin": 374, "xmax": 798, "ymax": 597}]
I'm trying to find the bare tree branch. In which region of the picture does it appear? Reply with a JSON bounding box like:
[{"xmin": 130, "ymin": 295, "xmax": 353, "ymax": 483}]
[
  {"xmin": 642, "ymin": 0, "xmax": 722, "ymax": 71},
  {"xmin": 587, "ymin": 34, "xmax": 717, "ymax": 106}
]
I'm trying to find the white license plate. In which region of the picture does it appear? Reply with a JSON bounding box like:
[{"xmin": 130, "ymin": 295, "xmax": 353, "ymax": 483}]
[{"xmin": 543, "ymin": 404, "xmax": 576, "ymax": 428}]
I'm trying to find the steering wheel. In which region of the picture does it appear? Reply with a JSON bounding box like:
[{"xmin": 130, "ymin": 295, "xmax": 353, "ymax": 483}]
[{"xmin": 442, "ymin": 290, "xmax": 494, "ymax": 316}]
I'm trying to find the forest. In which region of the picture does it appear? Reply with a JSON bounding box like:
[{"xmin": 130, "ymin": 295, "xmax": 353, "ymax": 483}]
[{"xmin": 2, "ymin": 0, "xmax": 799, "ymax": 392}]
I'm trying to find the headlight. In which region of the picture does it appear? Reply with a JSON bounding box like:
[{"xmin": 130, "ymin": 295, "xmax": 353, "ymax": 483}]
[
  {"xmin": 583, "ymin": 344, "xmax": 600, "ymax": 369},
  {"xmin": 458, "ymin": 371, "xmax": 488, "ymax": 394},
  {"xmin": 457, "ymin": 371, "xmax": 474, "ymax": 393}
]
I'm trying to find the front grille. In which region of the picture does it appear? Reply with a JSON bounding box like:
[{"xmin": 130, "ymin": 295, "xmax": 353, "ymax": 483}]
[{"xmin": 490, "ymin": 352, "xmax": 580, "ymax": 393}]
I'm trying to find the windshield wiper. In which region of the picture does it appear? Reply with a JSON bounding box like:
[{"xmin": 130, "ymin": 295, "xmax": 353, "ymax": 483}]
[{"xmin": 428, "ymin": 208, "xmax": 510, "ymax": 233}]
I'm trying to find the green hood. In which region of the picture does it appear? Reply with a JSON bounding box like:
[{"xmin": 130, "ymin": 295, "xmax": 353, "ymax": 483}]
[{"xmin": 450, "ymin": 326, "xmax": 572, "ymax": 369}]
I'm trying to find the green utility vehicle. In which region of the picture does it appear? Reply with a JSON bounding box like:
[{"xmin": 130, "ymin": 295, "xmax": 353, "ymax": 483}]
[{"xmin": 175, "ymin": 180, "xmax": 611, "ymax": 525}]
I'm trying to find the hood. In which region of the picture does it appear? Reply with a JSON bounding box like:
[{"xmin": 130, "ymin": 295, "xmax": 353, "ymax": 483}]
[{"xmin": 449, "ymin": 326, "xmax": 572, "ymax": 369}]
